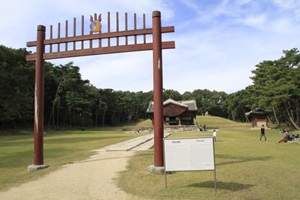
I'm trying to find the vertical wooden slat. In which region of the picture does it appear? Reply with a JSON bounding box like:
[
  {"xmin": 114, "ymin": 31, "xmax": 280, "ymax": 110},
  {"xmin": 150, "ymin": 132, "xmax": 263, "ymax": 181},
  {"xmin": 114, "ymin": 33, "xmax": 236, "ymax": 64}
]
[
  {"xmin": 143, "ymin": 14, "xmax": 146, "ymax": 44},
  {"xmin": 90, "ymin": 14, "xmax": 94, "ymax": 48},
  {"xmin": 108, "ymin": 12, "xmax": 111, "ymax": 47},
  {"xmin": 50, "ymin": 25, "xmax": 53, "ymax": 53},
  {"xmin": 125, "ymin": 12, "xmax": 128, "ymax": 45},
  {"xmin": 65, "ymin": 20, "xmax": 68, "ymax": 51},
  {"xmin": 57, "ymin": 23, "xmax": 61, "ymax": 52},
  {"xmin": 90, "ymin": 35, "xmax": 92, "ymax": 48},
  {"xmin": 81, "ymin": 15, "xmax": 84, "ymax": 49},
  {"xmin": 116, "ymin": 12, "xmax": 119, "ymax": 46},
  {"xmin": 134, "ymin": 13, "xmax": 137, "ymax": 44},
  {"xmin": 98, "ymin": 14, "xmax": 102, "ymax": 48},
  {"xmin": 73, "ymin": 17, "xmax": 76, "ymax": 50}
]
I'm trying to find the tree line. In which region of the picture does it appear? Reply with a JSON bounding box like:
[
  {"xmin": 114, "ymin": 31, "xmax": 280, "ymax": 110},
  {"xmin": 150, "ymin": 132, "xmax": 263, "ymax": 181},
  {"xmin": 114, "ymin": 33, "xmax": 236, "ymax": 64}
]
[{"xmin": 1, "ymin": 45, "xmax": 300, "ymax": 131}]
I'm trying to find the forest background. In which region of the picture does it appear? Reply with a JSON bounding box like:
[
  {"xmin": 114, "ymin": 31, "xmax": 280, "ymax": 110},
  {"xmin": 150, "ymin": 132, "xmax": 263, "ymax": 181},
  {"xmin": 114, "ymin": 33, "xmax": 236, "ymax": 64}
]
[{"xmin": 1, "ymin": 45, "xmax": 300, "ymax": 132}]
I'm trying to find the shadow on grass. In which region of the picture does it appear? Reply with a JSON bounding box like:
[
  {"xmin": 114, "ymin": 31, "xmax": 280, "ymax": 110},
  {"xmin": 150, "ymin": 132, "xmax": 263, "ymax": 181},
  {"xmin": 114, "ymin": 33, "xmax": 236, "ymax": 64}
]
[
  {"xmin": 216, "ymin": 154, "xmax": 273, "ymax": 166},
  {"xmin": 188, "ymin": 181, "xmax": 254, "ymax": 191}
]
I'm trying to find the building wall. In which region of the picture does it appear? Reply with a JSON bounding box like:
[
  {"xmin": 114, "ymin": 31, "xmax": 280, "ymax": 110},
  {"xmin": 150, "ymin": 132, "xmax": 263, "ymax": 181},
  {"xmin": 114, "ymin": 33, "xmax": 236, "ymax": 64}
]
[
  {"xmin": 164, "ymin": 104, "xmax": 186, "ymax": 117},
  {"xmin": 252, "ymin": 118, "xmax": 268, "ymax": 128}
]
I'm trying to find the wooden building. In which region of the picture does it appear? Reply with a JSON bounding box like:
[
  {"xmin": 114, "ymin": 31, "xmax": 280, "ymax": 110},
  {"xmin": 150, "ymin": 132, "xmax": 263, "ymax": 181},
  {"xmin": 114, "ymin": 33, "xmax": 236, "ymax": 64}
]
[
  {"xmin": 146, "ymin": 99, "xmax": 198, "ymax": 125},
  {"xmin": 245, "ymin": 108, "xmax": 272, "ymax": 128}
]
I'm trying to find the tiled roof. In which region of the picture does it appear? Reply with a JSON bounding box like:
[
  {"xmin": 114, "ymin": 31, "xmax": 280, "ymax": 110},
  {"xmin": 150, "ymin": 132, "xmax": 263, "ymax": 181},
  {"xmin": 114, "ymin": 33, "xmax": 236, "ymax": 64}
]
[
  {"xmin": 245, "ymin": 108, "xmax": 272, "ymax": 117},
  {"xmin": 146, "ymin": 99, "xmax": 198, "ymax": 113}
]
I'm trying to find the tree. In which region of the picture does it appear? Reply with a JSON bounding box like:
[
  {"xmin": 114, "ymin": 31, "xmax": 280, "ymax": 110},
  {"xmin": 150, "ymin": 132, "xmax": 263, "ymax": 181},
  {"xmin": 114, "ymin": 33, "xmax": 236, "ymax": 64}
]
[
  {"xmin": 46, "ymin": 62, "xmax": 91, "ymax": 129},
  {"xmin": 0, "ymin": 46, "xmax": 35, "ymax": 130},
  {"xmin": 251, "ymin": 48, "xmax": 300, "ymax": 129},
  {"xmin": 163, "ymin": 89, "xmax": 182, "ymax": 101},
  {"xmin": 224, "ymin": 89, "xmax": 252, "ymax": 121}
]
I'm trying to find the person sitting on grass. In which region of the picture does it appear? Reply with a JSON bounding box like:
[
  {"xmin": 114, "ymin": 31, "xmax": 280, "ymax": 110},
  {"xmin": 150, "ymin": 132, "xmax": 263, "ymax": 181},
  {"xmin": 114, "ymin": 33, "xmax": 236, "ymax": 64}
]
[{"xmin": 278, "ymin": 131, "xmax": 293, "ymax": 143}]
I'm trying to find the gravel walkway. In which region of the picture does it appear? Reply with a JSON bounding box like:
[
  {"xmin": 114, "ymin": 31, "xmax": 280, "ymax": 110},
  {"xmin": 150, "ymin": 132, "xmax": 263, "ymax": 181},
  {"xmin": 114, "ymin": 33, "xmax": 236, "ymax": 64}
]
[{"xmin": 0, "ymin": 134, "xmax": 164, "ymax": 200}]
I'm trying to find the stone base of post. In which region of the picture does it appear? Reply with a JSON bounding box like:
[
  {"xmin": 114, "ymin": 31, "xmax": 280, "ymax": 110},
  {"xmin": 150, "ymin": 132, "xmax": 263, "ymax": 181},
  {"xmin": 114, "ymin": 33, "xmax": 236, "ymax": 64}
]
[
  {"xmin": 28, "ymin": 164, "xmax": 49, "ymax": 172},
  {"xmin": 148, "ymin": 164, "xmax": 165, "ymax": 174}
]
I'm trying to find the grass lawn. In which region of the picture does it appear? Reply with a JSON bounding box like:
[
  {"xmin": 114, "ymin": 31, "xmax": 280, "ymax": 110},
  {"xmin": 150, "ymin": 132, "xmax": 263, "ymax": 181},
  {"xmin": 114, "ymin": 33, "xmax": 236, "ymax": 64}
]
[
  {"xmin": 118, "ymin": 122, "xmax": 300, "ymax": 200},
  {"xmin": 0, "ymin": 129, "xmax": 141, "ymax": 191}
]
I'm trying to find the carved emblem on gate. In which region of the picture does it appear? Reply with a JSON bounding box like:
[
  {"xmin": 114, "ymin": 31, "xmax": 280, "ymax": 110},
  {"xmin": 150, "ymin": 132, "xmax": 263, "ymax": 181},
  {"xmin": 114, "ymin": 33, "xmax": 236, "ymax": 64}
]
[{"xmin": 90, "ymin": 14, "xmax": 102, "ymax": 34}]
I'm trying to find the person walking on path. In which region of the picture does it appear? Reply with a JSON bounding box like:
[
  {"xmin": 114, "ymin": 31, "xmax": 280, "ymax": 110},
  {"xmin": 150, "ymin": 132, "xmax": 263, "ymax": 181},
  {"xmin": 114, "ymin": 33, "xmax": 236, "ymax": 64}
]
[
  {"xmin": 213, "ymin": 130, "xmax": 217, "ymax": 142},
  {"xmin": 260, "ymin": 125, "xmax": 267, "ymax": 142}
]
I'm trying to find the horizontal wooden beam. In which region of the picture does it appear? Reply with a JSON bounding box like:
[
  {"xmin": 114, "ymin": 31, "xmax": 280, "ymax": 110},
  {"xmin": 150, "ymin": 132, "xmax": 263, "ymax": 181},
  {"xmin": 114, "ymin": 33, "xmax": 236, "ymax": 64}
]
[
  {"xmin": 27, "ymin": 26, "xmax": 175, "ymax": 47},
  {"xmin": 26, "ymin": 41, "xmax": 175, "ymax": 61}
]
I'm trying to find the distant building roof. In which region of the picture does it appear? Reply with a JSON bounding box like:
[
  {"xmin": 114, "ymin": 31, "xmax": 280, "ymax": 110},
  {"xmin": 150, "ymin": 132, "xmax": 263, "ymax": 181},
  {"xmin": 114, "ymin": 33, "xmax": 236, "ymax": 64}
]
[
  {"xmin": 245, "ymin": 108, "xmax": 272, "ymax": 118},
  {"xmin": 146, "ymin": 98, "xmax": 198, "ymax": 113}
]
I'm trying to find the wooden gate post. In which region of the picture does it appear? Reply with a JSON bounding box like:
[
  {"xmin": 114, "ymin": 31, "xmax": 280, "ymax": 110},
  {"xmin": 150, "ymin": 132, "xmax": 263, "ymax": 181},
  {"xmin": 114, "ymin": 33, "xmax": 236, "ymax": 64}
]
[
  {"xmin": 152, "ymin": 11, "xmax": 164, "ymax": 167},
  {"xmin": 33, "ymin": 25, "xmax": 46, "ymax": 166}
]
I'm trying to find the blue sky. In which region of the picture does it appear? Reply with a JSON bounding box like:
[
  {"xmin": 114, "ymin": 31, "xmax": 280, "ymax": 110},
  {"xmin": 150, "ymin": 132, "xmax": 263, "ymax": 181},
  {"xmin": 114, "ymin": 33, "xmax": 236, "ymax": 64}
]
[{"xmin": 1, "ymin": 0, "xmax": 300, "ymax": 94}]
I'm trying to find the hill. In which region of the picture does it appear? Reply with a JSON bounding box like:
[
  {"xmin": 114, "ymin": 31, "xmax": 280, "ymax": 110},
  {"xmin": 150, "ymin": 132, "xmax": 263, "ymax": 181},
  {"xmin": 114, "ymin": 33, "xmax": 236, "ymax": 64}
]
[{"xmin": 133, "ymin": 116, "xmax": 250, "ymax": 129}]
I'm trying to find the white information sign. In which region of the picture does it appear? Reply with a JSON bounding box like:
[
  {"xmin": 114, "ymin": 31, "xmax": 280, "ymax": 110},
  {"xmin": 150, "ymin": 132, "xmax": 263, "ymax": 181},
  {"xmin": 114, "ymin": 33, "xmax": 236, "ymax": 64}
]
[{"xmin": 164, "ymin": 137, "xmax": 215, "ymax": 172}]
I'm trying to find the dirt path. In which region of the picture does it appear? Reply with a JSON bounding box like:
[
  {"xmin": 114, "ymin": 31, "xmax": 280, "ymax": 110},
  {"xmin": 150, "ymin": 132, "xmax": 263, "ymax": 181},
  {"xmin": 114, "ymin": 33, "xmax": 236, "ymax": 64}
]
[{"xmin": 0, "ymin": 141, "xmax": 150, "ymax": 200}]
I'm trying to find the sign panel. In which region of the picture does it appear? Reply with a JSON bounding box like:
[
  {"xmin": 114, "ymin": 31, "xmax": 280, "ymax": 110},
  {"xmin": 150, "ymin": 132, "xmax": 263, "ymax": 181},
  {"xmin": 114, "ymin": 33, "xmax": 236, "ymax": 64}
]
[{"xmin": 164, "ymin": 137, "xmax": 215, "ymax": 172}]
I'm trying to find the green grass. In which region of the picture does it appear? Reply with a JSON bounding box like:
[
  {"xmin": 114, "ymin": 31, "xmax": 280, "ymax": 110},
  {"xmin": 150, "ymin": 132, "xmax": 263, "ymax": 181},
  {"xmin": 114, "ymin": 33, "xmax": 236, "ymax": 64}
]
[
  {"xmin": 0, "ymin": 130, "xmax": 142, "ymax": 191},
  {"xmin": 196, "ymin": 115, "xmax": 238, "ymax": 125},
  {"xmin": 117, "ymin": 122, "xmax": 300, "ymax": 200},
  {"xmin": 195, "ymin": 116, "xmax": 251, "ymax": 129},
  {"xmin": 124, "ymin": 116, "xmax": 248, "ymax": 128}
]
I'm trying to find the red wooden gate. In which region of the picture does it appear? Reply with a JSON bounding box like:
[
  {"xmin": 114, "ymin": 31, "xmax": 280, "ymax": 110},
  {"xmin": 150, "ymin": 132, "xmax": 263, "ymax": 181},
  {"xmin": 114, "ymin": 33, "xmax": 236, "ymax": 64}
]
[{"xmin": 26, "ymin": 10, "xmax": 175, "ymax": 168}]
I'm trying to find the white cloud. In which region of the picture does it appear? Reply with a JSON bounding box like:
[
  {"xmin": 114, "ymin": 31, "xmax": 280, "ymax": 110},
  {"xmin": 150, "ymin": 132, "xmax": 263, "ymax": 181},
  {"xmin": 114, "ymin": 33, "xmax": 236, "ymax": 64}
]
[
  {"xmin": 240, "ymin": 14, "xmax": 266, "ymax": 28},
  {"xmin": 272, "ymin": 0, "xmax": 300, "ymax": 10}
]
